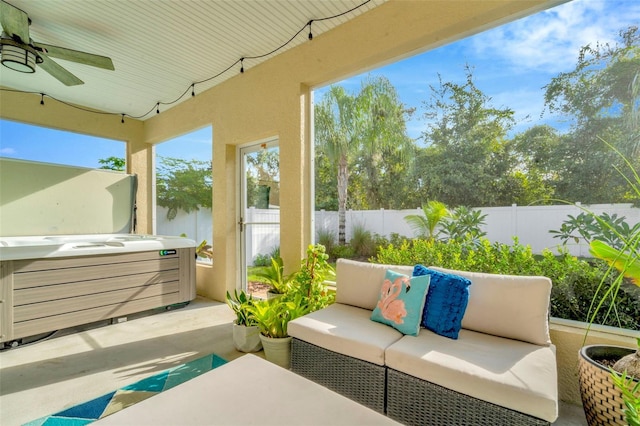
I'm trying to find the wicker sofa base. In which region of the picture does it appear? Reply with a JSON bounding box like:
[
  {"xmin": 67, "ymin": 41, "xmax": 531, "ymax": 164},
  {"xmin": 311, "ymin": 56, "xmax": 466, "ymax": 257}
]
[
  {"xmin": 386, "ymin": 368, "xmax": 550, "ymax": 426},
  {"xmin": 291, "ymin": 338, "xmax": 387, "ymax": 413}
]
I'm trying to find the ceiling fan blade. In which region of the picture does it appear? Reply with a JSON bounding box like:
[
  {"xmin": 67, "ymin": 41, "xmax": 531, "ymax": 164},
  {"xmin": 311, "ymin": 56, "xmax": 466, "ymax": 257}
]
[
  {"xmin": 34, "ymin": 42, "xmax": 114, "ymax": 70},
  {"xmin": 0, "ymin": 0, "xmax": 30, "ymax": 43},
  {"xmin": 38, "ymin": 54, "xmax": 84, "ymax": 86}
]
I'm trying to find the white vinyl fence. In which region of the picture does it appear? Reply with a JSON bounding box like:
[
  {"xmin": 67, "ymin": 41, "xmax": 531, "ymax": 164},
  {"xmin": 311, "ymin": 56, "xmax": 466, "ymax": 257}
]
[
  {"xmin": 157, "ymin": 203, "xmax": 639, "ymax": 264},
  {"xmin": 156, "ymin": 207, "xmax": 212, "ymax": 247}
]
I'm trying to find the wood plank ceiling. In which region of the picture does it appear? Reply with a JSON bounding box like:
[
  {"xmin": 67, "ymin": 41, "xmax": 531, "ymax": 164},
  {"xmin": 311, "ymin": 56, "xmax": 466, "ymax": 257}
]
[{"xmin": 0, "ymin": 0, "xmax": 384, "ymax": 120}]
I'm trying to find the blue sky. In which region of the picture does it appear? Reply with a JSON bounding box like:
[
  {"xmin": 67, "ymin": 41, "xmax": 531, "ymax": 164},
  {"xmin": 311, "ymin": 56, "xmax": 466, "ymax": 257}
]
[
  {"xmin": 0, "ymin": 0, "xmax": 638, "ymax": 168},
  {"xmin": 319, "ymin": 0, "xmax": 640, "ymax": 140}
]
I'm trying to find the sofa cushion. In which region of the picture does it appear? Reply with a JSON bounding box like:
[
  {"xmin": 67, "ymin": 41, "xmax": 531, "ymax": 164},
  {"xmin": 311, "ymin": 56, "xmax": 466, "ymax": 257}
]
[
  {"xmin": 385, "ymin": 328, "xmax": 558, "ymax": 423},
  {"xmin": 430, "ymin": 267, "xmax": 552, "ymax": 346},
  {"xmin": 288, "ymin": 303, "xmax": 403, "ymax": 366},
  {"xmin": 335, "ymin": 259, "xmax": 413, "ymax": 311},
  {"xmin": 371, "ymin": 270, "xmax": 430, "ymax": 336},
  {"xmin": 413, "ymin": 265, "xmax": 471, "ymax": 339}
]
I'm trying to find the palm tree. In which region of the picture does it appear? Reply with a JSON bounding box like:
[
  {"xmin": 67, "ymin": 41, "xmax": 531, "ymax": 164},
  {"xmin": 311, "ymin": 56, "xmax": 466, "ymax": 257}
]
[
  {"xmin": 404, "ymin": 200, "xmax": 450, "ymax": 241},
  {"xmin": 315, "ymin": 76, "xmax": 414, "ymax": 244}
]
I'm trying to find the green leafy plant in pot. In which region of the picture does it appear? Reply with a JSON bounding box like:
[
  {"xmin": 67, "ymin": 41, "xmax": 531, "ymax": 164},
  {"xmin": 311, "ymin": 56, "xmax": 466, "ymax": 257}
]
[
  {"xmin": 248, "ymin": 244, "xmax": 336, "ymax": 368},
  {"xmin": 249, "ymin": 293, "xmax": 309, "ymax": 368},
  {"xmin": 226, "ymin": 290, "xmax": 262, "ymax": 353},
  {"xmin": 288, "ymin": 244, "xmax": 336, "ymax": 312},
  {"xmin": 248, "ymin": 256, "xmax": 291, "ymax": 298},
  {"xmin": 577, "ymin": 142, "xmax": 640, "ymax": 426}
]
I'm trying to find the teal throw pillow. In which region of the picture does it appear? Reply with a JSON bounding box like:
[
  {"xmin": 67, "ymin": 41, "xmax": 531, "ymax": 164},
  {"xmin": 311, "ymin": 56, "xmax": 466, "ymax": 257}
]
[
  {"xmin": 413, "ymin": 264, "xmax": 472, "ymax": 339},
  {"xmin": 371, "ymin": 269, "xmax": 430, "ymax": 336}
]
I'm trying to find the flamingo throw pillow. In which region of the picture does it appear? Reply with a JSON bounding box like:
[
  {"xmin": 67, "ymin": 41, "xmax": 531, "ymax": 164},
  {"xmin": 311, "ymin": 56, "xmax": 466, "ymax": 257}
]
[{"xmin": 370, "ymin": 269, "xmax": 430, "ymax": 336}]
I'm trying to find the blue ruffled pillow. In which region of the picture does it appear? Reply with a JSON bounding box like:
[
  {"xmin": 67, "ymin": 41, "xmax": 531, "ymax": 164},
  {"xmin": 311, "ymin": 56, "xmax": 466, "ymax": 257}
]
[
  {"xmin": 413, "ymin": 264, "xmax": 472, "ymax": 339},
  {"xmin": 371, "ymin": 269, "xmax": 430, "ymax": 336}
]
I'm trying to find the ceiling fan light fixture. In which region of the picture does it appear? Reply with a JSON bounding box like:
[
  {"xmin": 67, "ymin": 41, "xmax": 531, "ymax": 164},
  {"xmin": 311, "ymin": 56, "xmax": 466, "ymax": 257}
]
[{"xmin": 0, "ymin": 37, "xmax": 38, "ymax": 73}]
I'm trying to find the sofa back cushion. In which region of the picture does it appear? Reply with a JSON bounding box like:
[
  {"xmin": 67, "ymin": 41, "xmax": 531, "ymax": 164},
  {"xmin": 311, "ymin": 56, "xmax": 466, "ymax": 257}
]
[
  {"xmin": 336, "ymin": 259, "xmax": 413, "ymax": 311},
  {"xmin": 429, "ymin": 266, "xmax": 552, "ymax": 346}
]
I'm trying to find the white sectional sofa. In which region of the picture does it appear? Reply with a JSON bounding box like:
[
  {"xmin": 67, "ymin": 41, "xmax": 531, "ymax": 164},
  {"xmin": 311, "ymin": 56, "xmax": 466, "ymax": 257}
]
[{"xmin": 288, "ymin": 259, "xmax": 558, "ymax": 426}]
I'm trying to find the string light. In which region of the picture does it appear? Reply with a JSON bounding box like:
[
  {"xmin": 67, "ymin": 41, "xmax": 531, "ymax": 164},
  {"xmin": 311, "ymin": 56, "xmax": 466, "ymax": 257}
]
[{"xmin": 2, "ymin": 0, "xmax": 372, "ymax": 122}]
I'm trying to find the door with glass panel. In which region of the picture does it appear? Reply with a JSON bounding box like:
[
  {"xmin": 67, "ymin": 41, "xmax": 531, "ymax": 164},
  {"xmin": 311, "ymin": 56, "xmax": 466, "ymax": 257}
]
[{"xmin": 239, "ymin": 139, "xmax": 280, "ymax": 297}]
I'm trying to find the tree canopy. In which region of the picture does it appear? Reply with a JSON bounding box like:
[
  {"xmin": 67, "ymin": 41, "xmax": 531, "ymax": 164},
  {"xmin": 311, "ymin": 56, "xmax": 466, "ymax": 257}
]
[
  {"xmin": 315, "ymin": 76, "xmax": 414, "ymax": 244},
  {"xmin": 156, "ymin": 157, "xmax": 212, "ymax": 220},
  {"xmin": 314, "ymin": 25, "xmax": 639, "ymax": 218}
]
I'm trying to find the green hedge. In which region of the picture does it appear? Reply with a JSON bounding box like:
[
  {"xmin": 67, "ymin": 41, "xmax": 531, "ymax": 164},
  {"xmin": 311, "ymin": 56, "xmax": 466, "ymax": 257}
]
[{"xmin": 373, "ymin": 238, "xmax": 639, "ymax": 329}]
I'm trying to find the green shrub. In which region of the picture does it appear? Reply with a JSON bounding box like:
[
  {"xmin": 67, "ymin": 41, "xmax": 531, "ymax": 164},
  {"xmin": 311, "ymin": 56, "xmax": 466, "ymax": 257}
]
[
  {"xmin": 441, "ymin": 206, "xmax": 487, "ymax": 241},
  {"xmin": 316, "ymin": 228, "xmax": 336, "ymax": 257},
  {"xmin": 252, "ymin": 246, "xmax": 281, "ymax": 267},
  {"xmin": 331, "ymin": 244, "xmax": 355, "ymax": 260},
  {"xmin": 374, "ymin": 237, "xmax": 639, "ymax": 328},
  {"xmin": 350, "ymin": 223, "xmax": 376, "ymax": 258},
  {"xmin": 253, "ymin": 253, "xmax": 271, "ymax": 267}
]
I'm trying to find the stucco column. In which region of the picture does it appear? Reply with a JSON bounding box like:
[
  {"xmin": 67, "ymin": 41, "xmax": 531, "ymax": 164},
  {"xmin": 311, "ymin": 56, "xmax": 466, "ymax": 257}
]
[
  {"xmin": 127, "ymin": 137, "xmax": 154, "ymax": 234},
  {"xmin": 206, "ymin": 136, "xmax": 236, "ymax": 302},
  {"xmin": 279, "ymin": 85, "xmax": 313, "ymax": 274}
]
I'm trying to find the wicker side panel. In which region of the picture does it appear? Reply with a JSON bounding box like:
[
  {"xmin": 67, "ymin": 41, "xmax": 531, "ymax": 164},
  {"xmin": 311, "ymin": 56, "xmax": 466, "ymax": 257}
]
[
  {"xmin": 578, "ymin": 352, "xmax": 627, "ymax": 426},
  {"xmin": 387, "ymin": 368, "xmax": 549, "ymax": 426},
  {"xmin": 291, "ymin": 338, "xmax": 386, "ymax": 413}
]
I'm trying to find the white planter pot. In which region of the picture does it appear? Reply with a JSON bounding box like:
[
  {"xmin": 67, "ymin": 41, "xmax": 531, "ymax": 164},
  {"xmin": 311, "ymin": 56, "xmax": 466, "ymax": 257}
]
[
  {"xmin": 259, "ymin": 335, "xmax": 292, "ymax": 368},
  {"xmin": 232, "ymin": 323, "xmax": 263, "ymax": 353}
]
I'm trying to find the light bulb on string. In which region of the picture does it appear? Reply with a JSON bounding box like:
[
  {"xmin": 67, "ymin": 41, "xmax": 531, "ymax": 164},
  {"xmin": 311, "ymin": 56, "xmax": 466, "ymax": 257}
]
[{"xmin": 3, "ymin": 0, "xmax": 371, "ymax": 122}]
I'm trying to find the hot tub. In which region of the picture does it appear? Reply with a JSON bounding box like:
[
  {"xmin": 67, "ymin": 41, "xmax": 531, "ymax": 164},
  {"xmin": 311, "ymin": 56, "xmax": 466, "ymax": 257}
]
[{"xmin": 0, "ymin": 234, "xmax": 196, "ymax": 346}]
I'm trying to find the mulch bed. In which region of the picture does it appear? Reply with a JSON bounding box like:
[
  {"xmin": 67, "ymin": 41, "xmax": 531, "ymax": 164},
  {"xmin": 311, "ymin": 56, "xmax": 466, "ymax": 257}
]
[{"xmin": 247, "ymin": 281, "xmax": 270, "ymax": 299}]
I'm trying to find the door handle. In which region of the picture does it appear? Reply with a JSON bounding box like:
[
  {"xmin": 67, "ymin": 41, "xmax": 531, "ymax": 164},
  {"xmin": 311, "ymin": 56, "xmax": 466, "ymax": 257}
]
[{"xmin": 238, "ymin": 217, "xmax": 244, "ymax": 232}]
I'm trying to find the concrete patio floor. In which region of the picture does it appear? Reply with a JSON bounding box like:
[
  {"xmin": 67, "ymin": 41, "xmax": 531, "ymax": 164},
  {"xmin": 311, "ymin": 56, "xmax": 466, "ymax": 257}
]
[{"xmin": 0, "ymin": 297, "xmax": 588, "ymax": 425}]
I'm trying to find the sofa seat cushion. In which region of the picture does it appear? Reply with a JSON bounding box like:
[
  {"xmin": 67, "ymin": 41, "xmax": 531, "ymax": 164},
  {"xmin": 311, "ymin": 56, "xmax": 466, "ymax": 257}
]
[
  {"xmin": 288, "ymin": 303, "xmax": 403, "ymax": 366},
  {"xmin": 385, "ymin": 328, "xmax": 558, "ymax": 422}
]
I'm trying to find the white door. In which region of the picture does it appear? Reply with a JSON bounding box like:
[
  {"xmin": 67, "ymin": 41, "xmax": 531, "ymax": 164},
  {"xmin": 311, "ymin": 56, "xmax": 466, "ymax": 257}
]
[{"xmin": 239, "ymin": 139, "xmax": 280, "ymax": 297}]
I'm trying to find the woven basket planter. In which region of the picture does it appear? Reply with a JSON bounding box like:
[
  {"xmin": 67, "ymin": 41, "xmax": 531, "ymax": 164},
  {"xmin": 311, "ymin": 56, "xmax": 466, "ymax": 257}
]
[{"xmin": 578, "ymin": 345, "xmax": 638, "ymax": 426}]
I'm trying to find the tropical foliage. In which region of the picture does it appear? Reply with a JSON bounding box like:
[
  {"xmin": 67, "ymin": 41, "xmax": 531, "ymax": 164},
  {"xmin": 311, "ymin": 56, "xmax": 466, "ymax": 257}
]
[
  {"xmin": 248, "ymin": 244, "xmax": 336, "ymax": 338},
  {"xmin": 404, "ymin": 200, "xmax": 449, "ymax": 241},
  {"xmin": 315, "ymin": 76, "xmax": 414, "ymax": 244},
  {"xmin": 248, "ymin": 256, "xmax": 290, "ymax": 295},
  {"xmin": 225, "ymin": 289, "xmax": 258, "ymax": 327}
]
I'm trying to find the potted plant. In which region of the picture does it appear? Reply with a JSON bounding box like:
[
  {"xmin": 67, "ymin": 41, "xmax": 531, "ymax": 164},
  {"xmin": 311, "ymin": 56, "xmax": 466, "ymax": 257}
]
[
  {"xmin": 248, "ymin": 256, "xmax": 290, "ymax": 299},
  {"xmin": 288, "ymin": 243, "xmax": 336, "ymax": 312},
  {"xmin": 610, "ymin": 351, "xmax": 640, "ymax": 426},
  {"xmin": 578, "ymin": 238, "xmax": 640, "ymax": 426},
  {"xmin": 249, "ymin": 244, "xmax": 336, "ymax": 368},
  {"xmin": 249, "ymin": 293, "xmax": 309, "ymax": 368},
  {"xmin": 577, "ymin": 144, "xmax": 640, "ymax": 426},
  {"xmin": 225, "ymin": 289, "xmax": 262, "ymax": 353}
]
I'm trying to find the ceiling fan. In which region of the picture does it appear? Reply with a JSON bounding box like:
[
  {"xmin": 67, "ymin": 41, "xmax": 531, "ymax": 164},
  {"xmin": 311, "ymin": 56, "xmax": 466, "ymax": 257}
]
[{"xmin": 0, "ymin": 0, "xmax": 114, "ymax": 86}]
